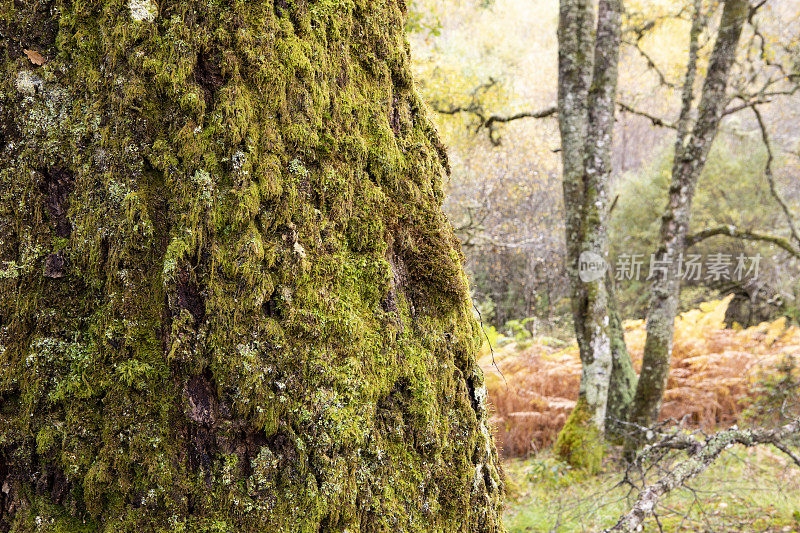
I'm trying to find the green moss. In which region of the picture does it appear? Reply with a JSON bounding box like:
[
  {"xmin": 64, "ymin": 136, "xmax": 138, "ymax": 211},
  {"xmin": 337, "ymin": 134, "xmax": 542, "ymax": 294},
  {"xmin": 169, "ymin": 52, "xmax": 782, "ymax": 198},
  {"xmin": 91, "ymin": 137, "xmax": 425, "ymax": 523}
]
[
  {"xmin": 553, "ymin": 398, "xmax": 605, "ymax": 474},
  {"xmin": 0, "ymin": 0, "xmax": 503, "ymax": 530}
]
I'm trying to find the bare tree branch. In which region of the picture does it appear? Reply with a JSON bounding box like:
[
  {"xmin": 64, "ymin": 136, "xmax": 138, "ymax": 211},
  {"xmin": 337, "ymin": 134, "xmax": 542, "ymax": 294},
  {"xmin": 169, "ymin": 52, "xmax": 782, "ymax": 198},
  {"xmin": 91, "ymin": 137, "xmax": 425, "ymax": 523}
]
[
  {"xmin": 616, "ymin": 101, "xmax": 675, "ymax": 129},
  {"xmin": 483, "ymin": 106, "xmax": 558, "ymax": 128},
  {"xmin": 432, "ymin": 95, "xmax": 675, "ymax": 144},
  {"xmin": 608, "ymin": 420, "xmax": 800, "ymax": 532},
  {"xmin": 751, "ymin": 105, "xmax": 800, "ymax": 247},
  {"xmin": 685, "ymin": 225, "xmax": 800, "ymax": 257},
  {"xmin": 721, "ymin": 97, "xmax": 771, "ymax": 116},
  {"xmin": 622, "ymin": 37, "xmax": 679, "ymax": 90},
  {"xmin": 431, "ymin": 96, "xmax": 557, "ymax": 145}
]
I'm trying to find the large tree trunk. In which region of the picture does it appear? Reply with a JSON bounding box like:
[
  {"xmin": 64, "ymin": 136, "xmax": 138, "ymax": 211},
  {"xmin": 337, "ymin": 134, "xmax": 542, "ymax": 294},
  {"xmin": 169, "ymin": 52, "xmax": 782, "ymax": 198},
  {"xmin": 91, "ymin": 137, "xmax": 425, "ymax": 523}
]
[
  {"xmin": 625, "ymin": 0, "xmax": 748, "ymax": 454},
  {"xmin": 0, "ymin": 1, "xmax": 503, "ymax": 530}
]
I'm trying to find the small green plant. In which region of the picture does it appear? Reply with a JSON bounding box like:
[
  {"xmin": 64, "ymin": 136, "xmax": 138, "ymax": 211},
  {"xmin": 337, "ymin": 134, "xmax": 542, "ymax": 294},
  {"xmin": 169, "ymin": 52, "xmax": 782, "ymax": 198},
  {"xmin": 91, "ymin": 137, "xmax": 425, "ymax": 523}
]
[
  {"xmin": 526, "ymin": 457, "xmax": 575, "ymax": 488},
  {"xmin": 505, "ymin": 317, "xmax": 537, "ymax": 343}
]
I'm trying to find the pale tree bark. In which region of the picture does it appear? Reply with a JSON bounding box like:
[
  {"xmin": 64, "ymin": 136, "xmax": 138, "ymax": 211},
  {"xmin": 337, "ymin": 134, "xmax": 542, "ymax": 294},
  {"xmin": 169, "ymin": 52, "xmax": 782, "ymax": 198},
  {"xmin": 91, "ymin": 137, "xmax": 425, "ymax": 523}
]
[
  {"xmin": 578, "ymin": 0, "xmax": 623, "ymax": 430},
  {"xmin": 606, "ymin": 272, "xmax": 638, "ymax": 436},
  {"xmin": 556, "ymin": 0, "xmax": 636, "ymax": 442},
  {"xmin": 558, "ymin": 0, "xmax": 594, "ymax": 383},
  {"xmin": 625, "ymin": 0, "xmax": 750, "ymax": 454}
]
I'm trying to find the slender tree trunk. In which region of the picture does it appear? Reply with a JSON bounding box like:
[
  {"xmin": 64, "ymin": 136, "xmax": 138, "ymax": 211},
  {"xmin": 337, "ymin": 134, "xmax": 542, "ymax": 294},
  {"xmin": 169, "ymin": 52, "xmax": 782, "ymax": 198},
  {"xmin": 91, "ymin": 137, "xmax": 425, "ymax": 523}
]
[
  {"xmin": 625, "ymin": 0, "xmax": 749, "ymax": 454},
  {"xmin": 557, "ymin": 0, "xmax": 634, "ymax": 434},
  {"xmin": 577, "ymin": 0, "xmax": 622, "ymax": 430},
  {"xmin": 555, "ymin": 0, "xmax": 636, "ymax": 466},
  {"xmin": 558, "ymin": 0, "xmax": 594, "ymax": 385},
  {"xmin": 606, "ymin": 272, "xmax": 637, "ymax": 437},
  {"xmin": 0, "ymin": 0, "xmax": 504, "ymax": 530}
]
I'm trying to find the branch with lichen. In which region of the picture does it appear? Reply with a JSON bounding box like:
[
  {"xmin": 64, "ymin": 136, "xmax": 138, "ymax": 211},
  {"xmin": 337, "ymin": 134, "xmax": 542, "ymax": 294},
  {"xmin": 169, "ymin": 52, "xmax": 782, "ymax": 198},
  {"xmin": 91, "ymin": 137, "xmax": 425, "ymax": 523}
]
[{"xmin": 608, "ymin": 420, "xmax": 800, "ymax": 532}]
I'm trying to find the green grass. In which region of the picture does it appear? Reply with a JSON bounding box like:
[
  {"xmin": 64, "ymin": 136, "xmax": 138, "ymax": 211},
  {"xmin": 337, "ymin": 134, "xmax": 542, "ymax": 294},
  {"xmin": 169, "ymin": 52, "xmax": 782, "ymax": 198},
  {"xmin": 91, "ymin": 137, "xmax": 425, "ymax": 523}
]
[{"xmin": 503, "ymin": 446, "xmax": 800, "ymax": 532}]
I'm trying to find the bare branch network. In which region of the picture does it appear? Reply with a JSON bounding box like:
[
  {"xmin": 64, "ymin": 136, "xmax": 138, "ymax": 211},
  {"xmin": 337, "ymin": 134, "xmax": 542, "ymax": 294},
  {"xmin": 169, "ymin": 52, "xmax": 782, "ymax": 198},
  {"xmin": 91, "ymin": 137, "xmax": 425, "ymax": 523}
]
[{"xmin": 607, "ymin": 419, "xmax": 800, "ymax": 532}]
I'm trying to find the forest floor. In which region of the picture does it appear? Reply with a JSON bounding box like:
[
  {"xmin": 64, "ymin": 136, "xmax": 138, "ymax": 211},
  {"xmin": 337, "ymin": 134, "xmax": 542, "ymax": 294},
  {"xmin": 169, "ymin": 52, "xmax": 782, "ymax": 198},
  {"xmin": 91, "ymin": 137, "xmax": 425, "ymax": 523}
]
[{"xmin": 502, "ymin": 446, "xmax": 800, "ymax": 532}]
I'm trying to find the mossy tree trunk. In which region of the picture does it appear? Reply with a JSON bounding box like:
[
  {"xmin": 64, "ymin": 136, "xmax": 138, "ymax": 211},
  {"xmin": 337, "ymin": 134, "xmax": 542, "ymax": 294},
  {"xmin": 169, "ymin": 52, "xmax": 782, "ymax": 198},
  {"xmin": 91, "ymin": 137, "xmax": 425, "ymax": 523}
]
[
  {"xmin": 556, "ymin": 0, "xmax": 636, "ymax": 456},
  {"xmin": 624, "ymin": 0, "xmax": 748, "ymax": 456},
  {"xmin": 0, "ymin": 0, "xmax": 503, "ymax": 530}
]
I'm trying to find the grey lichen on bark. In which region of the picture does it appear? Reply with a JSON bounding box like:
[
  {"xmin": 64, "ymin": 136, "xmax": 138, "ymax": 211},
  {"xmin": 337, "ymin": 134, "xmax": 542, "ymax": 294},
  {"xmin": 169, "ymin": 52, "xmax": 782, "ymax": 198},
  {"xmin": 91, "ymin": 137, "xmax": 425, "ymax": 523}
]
[
  {"xmin": 609, "ymin": 419, "xmax": 800, "ymax": 532},
  {"xmin": 556, "ymin": 0, "xmax": 635, "ymax": 450},
  {"xmin": 625, "ymin": 0, "xmax": 750, "ymax": 455}
]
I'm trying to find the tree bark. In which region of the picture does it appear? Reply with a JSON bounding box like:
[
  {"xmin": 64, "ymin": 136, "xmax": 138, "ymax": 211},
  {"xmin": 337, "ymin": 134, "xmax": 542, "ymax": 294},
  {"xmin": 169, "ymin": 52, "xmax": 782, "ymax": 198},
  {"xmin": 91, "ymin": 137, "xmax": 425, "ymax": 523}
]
[
  {"xmin": 558, "ymin": 0, "xmax": 594, "ymax": 384},
  {"xmin": 605, "ymin": 272, "xmax": 637, "ymax": 437},
  {"xmin": 0, "ymin": 1, "xmax": 503, "ymax": 530},
  {"xmin": 625, "ymin": 0, "xmax": 749, "ymax": 454},
  {"xmin": 557, "ymin": 0, "xmax": 635, "ymax": 442},
  {"xmin": 577, "ymin": 0, "xmax": 623, "ymax": 431}
]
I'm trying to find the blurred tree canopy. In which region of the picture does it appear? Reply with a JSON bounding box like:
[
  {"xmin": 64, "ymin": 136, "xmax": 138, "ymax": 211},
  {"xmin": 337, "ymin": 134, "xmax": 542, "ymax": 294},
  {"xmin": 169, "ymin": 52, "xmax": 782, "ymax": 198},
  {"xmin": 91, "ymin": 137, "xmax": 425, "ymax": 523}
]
[{"xmin": 407, "ymin": 0, "xmax": 800, "ymax": 332}]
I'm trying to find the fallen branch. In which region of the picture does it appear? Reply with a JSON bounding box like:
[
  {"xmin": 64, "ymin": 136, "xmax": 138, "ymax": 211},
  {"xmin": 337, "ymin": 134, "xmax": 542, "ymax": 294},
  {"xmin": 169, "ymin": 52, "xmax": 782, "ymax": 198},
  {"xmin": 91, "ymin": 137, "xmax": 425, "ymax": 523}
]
[{"xmin": 607, "ymin": 420, "xmax": 800, "ymax": 532}]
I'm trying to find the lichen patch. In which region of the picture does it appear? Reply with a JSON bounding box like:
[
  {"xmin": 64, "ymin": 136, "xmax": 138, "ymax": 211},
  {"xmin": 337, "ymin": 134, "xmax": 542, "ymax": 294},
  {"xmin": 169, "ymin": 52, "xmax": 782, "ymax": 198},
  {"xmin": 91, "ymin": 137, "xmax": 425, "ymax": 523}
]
[{"xmin": 128, "ymin": 0, "xmax": 157, "ymax": 22}]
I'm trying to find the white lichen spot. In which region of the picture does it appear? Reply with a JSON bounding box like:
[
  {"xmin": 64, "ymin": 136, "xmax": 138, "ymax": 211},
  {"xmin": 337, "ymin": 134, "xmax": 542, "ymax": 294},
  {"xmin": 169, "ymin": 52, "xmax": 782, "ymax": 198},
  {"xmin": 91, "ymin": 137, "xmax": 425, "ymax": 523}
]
[
  {"xmin": 16, "ymin": 70, "xmax": 41, "ymax": 96},
  {"xmin": 473, "ymin": 463, "xmax": 483, "ymax": 490},
  {"xmin": 128, "ymin": 0, "xmax": 157, "ymax": 22},
  {"xmin": 192, "ymin": 169, "xmax": 214, "ymax": 205},
  {"xmin": 480, "ymin": 420, "xmax": 493, "ymax": 458},
  {"xmin": 288, "ymin": 158, "xmax": 309, "ymax": 178},
  {"xmin": 473, "ymin": 383, "xmax": 488, "ymax": 411},
  {"xmin": 232, "ymin": 150, "xmax": 248, "ymax": 174}
]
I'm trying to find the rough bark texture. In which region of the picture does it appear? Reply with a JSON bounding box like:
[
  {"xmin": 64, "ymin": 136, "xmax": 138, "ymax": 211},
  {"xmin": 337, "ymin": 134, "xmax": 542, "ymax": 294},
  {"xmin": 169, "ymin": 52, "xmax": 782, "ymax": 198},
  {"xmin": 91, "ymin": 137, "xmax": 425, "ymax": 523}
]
[
  {"xmin": 625, "ymin": 0, "xmax": 749, "ymax": 453},
  {"xmin": 557, "ymin": 0, "xmax": 635, "ymax": 445},
  {"xmin": 558, "ymin": 0, "xmax": 593, "ymax": 368},
  {"xmin": 605, "ymin": 273, "xmax": 637, "ymax": 437},
  {"xmin": 577, "ymin": 0, "xmax": 622, "ymax": 430},
  {"xmin": 0, "ymin": 0, "xmax": 504, "ymax": 530}
]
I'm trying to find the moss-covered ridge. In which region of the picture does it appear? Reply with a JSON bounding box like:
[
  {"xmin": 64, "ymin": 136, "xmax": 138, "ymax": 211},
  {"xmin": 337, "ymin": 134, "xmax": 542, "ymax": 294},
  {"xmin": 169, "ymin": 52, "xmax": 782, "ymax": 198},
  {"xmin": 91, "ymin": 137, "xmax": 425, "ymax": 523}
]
[{"xmin": 0, "ymin": 0, "xmax": 503, "ymax": 530}]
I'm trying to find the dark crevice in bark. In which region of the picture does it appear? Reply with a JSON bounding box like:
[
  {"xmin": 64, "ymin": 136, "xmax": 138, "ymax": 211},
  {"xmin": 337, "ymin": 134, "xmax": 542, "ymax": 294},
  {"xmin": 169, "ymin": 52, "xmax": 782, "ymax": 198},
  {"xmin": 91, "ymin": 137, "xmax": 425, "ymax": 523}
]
[
  {"xmin": 466, "ymin": 374, "xmax": 480, "ymax": 415},
  {"xmin": 390, "ymin": 95, "xmax": 403, "ymax": 137},
  {"xmin": 184, "ymin": 370, "xmax": 221, "ymax": 476},
  {"xmin": 176, "ymin": 266, "xmax": 206, "ymax": 324},
  {"xmin": 0, "ymin": 1, "xmax": 58, "ymax": 60},
  {"xmin": 34, "ymin": 464, "xmax": 70, "ymax": 506},
  {"xmin": 36, "ymin": 166, "xmax": 74, "ymax": 239},
  {"xmin": 262, "ymin": 292, "xmax": 284, "ymax": 319},
  {"xmin": 43, "ymin": 252, "xmax": 67, "ymax": 279},
  {"xmin": 194, "ymin": 49, "xmax": 225, "ymax": 108}
]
